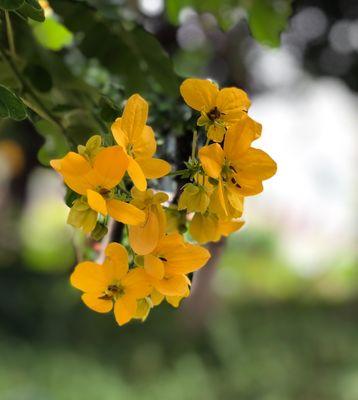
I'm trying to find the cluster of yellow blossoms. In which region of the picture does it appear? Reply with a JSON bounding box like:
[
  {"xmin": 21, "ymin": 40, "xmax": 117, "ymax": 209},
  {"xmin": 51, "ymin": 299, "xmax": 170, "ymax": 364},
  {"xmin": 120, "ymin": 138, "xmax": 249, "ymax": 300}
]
[{"xmin": 51, "ymin": 78, "xmax": 276, "ymax": 326}]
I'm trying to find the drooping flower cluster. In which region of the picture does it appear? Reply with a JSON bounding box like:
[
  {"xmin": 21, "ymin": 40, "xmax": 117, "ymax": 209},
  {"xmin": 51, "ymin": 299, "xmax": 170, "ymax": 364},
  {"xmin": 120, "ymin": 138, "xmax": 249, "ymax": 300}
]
[
  {"xmin": 178, "ymin": 78, "xmax": 277, "ymax": 244},
  {"xmin": 52, "ymin": 78, "xmax": 276, "ymax": 327}
]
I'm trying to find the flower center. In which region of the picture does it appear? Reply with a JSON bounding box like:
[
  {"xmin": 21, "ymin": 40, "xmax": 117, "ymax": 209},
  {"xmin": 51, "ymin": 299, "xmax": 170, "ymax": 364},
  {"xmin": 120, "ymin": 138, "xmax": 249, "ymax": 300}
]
[
  {"xmin": 99, "ymin": 282, "xmax": 125, "ymax": 300},
  {"xmin": 97, "ymin": 187, "xmax": 113, "ymax": 199},
  {"xmin": 207, "ymin": 106, "xmax": 221, "ymax": 121},
  {"xmin": 221, "ymin": 163, "xmax": 242, "ymax": 188}
]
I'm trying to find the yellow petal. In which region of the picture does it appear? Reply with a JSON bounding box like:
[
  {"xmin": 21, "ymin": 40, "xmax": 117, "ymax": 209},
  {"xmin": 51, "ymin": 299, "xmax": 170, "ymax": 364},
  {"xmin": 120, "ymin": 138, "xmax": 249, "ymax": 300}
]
[
  {"xmin": 122, "ymin": 267, "xmax": 152, "ymax": 298},
  {"xmin": 114, "ymin": 294, "xmax": 137, "ymax": 326},
  {"xmin": 207, "ymin": 124, "xmax": 226, "ymax": 142},
  {"xmin": 180, "ymin": 78, "xmax": 218, "ymax": 111},
  {"xmin": 70, "ymin": 261, "xmax": 108, "ymax": 293},
  {"xmin": 153, "ymin": 192, "xmax": 169, "ymax": 204},
  {"xmin": 164, "ymin": 242, "xmax": 211, "ymax": 275},
  {"xmin": 150, "ymin": 289, "xmax": 164, "ymax": 306},
  {"xmin": 216, "ymin": 87, "xmax": 250, "ymax": 119},
  {"xmin": 144, "ymin": 254, "xmax": 165, "ymax": 279},
  {"xmin": 107, "ymin": 199, "xmax": 145, "ymax": 225},
  {"xmin": 134, "ymin": 298, "xmax": 152, "ymax": 321},
  {"xmin": 55, "ymin": 151, "xmax": 91, "ymax": 175},
  {"xmin": 198, "ymin": 144, "xmax": 224, "ymax": 179},
  {"xmin": 218, "ymin": 219, "xmax": 245, "ymax": 237},
  {"xmin": 236, "ymin": 148, "xmax": 277, "ymax": 181},
  {"xmin": 233, "ymin": 175, "xmax": 264, "ymax": 196},
  {"xmin": 166, "ymin": 287, "xmax": 190, "ymax": 308},
  {"xmin": 132, "ymin": 125, "xmax": 156, "ymax": 158},
  {"xmin": 137, "ymin": 157, "xmax": 171, "ymax": 179},
  {"xmin": 87, "ymin": 189, "xmax": 107, "ymax": 215},
  {"xmin": 121, "ymin": 94, "xmax": 148, "ymax": 143},
  {"xmin": 178, "ymin": 184, "xmax": 209, "ymax": 213},
  {"xmin": 81, "ymin": 293, "xmax": 113, "ymax": 313},
  {"xmin": 67, "ymin": 206, "xmax": 97, "ymax": 234},
  {"xmin": 129, "ymin": 209, "xmax": 160, "ymax": 255},
  {"xmin": 51, "ymin": 152, "xmax": 93, "ymax": 195},
  {"xmin": 104, "ymin": 242, "xmax": 128, "ymax": 281},
  {"xmin": 189, "ymin": 213, "xmax": 219, "ymax": 244},
  {"xmin": 217, "ymin": 179, "xmax": 228, "ymax": 216},
  {"xmin": 127, "ymin": 157, "xmax": 147, "ymax": 191},
  {"xmin": 111, "ymin": 117, "xmax": 129, "ymax": 150},
  {"xmin": 225, "ymin": 184, "xmax": 244, "ymax": 215},
  {"xmin": 153, "ymin": 274, "xmax": 189, "ymax": 297},
  {"xmin": 224, "ymin": 116, "xmax": 262, "ymax": 160},
  {"xmin": 93, "ymin": 146, "xmax": 128, "ymax": 189}
]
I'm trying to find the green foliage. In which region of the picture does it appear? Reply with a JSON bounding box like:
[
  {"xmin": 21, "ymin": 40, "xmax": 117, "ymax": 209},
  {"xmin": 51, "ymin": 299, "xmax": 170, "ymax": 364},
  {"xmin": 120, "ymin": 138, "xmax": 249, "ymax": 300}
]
[
  {"xmin": 24, "ymin": 64, "xmax": 52, "ymax": 92},
  {"xmin": 166, "ymin": 0, "xmax": 292, "ymax": 48},
  {"xmin": 34, "ymin": 119, "xmax": 69, "ymax": 165},
  {"xmin": 0, "ymin": 84, "xmax": 27, "ymax": 120},
  {"xmin": 0, "ymin": 0, "xmax": 24, "ymax": 11},
  {"xmin": 17, "ymin": 0, "xmax": 45, "ymax": 22},
  {"xmin": 248, "ymin": 0, "xmax": 292, "ymax": 47},
  {"xmin": 51, "ymin": 1, "xmax": 179, "ymax": 97},
  {"xmin": 0, "ymin": 0, "xmax": 290, "ymax": 167},
  {"xmin": 32, "ymin": 17, "xmax": 73, "ymax": 50}
]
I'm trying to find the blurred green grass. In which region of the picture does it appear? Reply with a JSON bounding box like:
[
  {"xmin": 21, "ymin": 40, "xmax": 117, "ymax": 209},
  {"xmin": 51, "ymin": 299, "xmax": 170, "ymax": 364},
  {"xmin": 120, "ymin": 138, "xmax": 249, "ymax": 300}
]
[{"xmin": 1, "ymin": 302, "xmax": 358, "ymax": 400}]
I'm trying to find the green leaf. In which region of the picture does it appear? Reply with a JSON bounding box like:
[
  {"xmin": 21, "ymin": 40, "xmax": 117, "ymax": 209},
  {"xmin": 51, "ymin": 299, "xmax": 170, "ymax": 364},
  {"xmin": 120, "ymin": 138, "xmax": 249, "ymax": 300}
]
[
  {"xmin": 34, "ymin": 119, "xmax": 69, "ymax": 165},
  {"xmin": 51, "ymin": 1, "xmax": 179, "ymax": 97},
  {"xmin": 248, "ymin": 0, "xmax": 292, "ymax": 47},
  {"xmin": 32, "ymin": 17, "xmax": 73, "ymax": 51},
  {"xmin": 0, "ymin": 0, "xmax": 24, "ymax": 10},
  {"xmin": 18, "ymin": 0, "xmax": 45, "ymax": 22},
  {"xmin": 24, "ymin": 64, "xmax": 53, "ymax": 92},
  {"xmin": 0, "ymin": 85, "xmax": 27, "ymax": 121},
  {"xmin": 65, "ymin": 187, "xmax": 78, "ymax": 208}
]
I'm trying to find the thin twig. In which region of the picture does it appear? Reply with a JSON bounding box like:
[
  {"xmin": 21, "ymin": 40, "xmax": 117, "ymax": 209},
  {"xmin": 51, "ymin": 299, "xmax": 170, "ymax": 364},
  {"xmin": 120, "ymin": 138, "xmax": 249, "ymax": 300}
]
[
  {"xmin": 0, "ymin": 46, "xmax": 76, "ymax": 147},
  {"xmin": 96, "ymin": 218, "xmax": 115, "ymax": 263},
  {"xmin": 191, "ymin": 129, "xmax": 198, "ymax": 159},
  {"xmin": 4, "ymin": 11, "xmax": 16, "ymax": 59}
]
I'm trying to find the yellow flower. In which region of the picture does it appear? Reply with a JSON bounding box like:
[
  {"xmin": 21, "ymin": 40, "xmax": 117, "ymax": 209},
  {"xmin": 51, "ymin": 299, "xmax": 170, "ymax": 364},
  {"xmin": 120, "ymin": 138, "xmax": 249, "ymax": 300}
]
[
  {"xmin": 138, "ymin": 233, "xmax": 210, "ymax": 297},
  {"xmin": 180, "ymin": 78, "xmax": 251, "ymax": 142},
  {"xmin": 51, "ymin": 146, "xmax": 145, "ymax": 227},
  {"xmin": 198, "ymin": 117, "xmax": 277, "ymax": 217},
  {"xmin": 189, "ymin": 213, "xmax": 244, "ymax": 244},
  {"xmin": 70, "ymin": 242, "xmax": 152, "ymax": 326},
  {"xmin": 150, "ymin": 287, "xmax": 190, "ymax": 308},
  {"xmin": 111, "ymin": 94, "xmax": 171, "ymax": 191},
  {"xmin": 128, "ymin": 187, "xmax": 168, "ymax": 255},
  {"xmin": 178, "ymin": 183, "xmax": 211, "ymax": 213}
]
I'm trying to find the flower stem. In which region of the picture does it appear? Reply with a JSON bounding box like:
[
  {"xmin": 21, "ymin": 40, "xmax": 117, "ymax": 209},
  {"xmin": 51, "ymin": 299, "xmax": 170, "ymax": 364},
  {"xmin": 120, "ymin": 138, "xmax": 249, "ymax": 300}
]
[
  {"xmin": 4, "ymin": 11, "xmax": 16, "ymax": 60},
  {"xmin": 0, "ymin": 46, "xmax": 76, "ymax": 147}
]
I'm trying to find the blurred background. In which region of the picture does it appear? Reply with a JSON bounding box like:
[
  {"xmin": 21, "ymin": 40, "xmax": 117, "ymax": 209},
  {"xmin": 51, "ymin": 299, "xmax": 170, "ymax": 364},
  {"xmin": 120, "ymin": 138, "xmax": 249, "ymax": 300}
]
[{"xmin": 0, "ymin": 0, "xmax": 357, "ymax": 399}]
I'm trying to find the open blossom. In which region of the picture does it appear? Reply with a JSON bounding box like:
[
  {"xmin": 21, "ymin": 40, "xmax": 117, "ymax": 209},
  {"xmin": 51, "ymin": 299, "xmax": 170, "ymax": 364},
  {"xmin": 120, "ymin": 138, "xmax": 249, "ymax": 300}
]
[
  {"xmin": 51, "ymin": 146, "xmax": 145, "ymax": 230},
  {"xmin": 70, "ymin": 242, "xmax": 151, "ymax": 326},
  {"xmin": 111, "ymin": 94, "xmax": 171, "ymax": 191},
  {"xmin": 198, "ymin": 117, "xmax": 277, "ymax": 218},
  {"xmin": 128, "ymin": 188, "xmax": 168, "ymax": 255},
  {"xmin": 138, "ymin": 233, "xmax": 211, "ymax": 297},
  {"xmin": 180, "ymin": 78, "xmax": 251, "ymax": 142}
]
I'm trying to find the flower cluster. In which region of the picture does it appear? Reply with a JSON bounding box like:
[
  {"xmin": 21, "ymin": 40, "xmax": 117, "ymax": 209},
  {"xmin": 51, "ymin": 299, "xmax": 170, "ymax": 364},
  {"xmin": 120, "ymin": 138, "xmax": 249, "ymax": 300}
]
[
  {"xmin": 52, "ymin": 78, "xmax": 276, "ymax": 327},
  {"xmin": 178, "ymin": 78, "xmax": 277, "ymax": 244}
]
